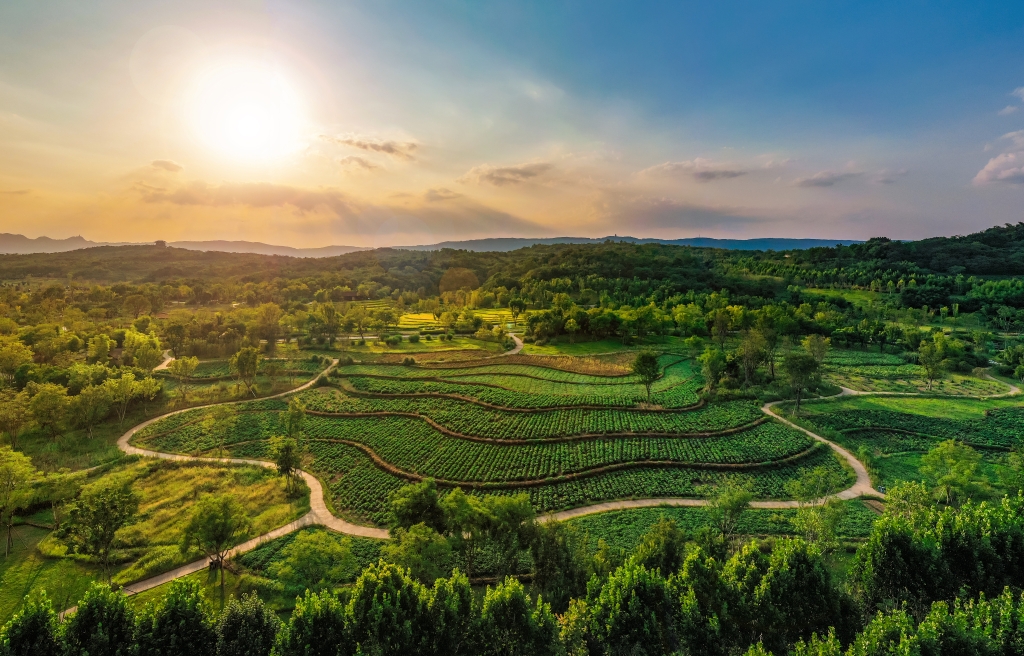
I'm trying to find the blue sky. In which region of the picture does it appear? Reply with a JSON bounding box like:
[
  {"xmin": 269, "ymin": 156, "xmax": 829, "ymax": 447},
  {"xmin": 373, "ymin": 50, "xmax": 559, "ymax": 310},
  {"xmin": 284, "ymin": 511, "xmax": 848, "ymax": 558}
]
[{"xmin": 2, "ymin": 1, "xmax": 1023, "ymax": 246}]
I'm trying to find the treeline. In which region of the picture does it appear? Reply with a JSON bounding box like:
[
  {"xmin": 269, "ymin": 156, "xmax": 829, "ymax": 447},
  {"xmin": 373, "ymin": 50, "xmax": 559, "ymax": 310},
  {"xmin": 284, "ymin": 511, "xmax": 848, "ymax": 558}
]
[{"xmin": 8, "ymin": 488, "xmax": 1024, "ymax": 655}]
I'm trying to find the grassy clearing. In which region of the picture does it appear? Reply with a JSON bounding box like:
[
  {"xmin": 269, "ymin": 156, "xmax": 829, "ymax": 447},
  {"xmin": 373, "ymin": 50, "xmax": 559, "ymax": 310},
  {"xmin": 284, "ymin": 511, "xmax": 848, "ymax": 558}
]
[
  {"xmin": 799, "ymin": 394, "xmax": 1023, "ymax": 420},
  {"xmin": 521, "ymin": 335, "xmax": 693, "ymax": 356}
]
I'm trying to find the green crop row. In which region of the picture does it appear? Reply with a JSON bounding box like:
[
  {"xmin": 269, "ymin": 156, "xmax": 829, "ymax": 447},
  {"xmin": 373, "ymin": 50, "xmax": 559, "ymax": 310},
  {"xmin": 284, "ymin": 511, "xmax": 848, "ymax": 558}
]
[
  {"xmin": 805, "ymin": 408, "xmax": 1023, "ymax": 449},
  {"xmin": 824, "ymin": 350, "xmax": 909, "ymax": 367},
  {"xmin": 297, "ymin": 441, "xmax": 850, "ymax": 526},
  {"xmin": 300, "ymin": 389, "xmax": 763, "ymax": 439},
  {"xmin": 343, "ymin": 374, "xmax": 702, "ymax": 408},
  {"xmin": 150, "ymin": 409, "xmax": 814, "ymax": 483}
]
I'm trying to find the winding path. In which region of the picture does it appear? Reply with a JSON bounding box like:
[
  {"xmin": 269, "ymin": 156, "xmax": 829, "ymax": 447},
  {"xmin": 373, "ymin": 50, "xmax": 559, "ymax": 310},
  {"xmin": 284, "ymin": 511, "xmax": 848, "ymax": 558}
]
[{"xmin": 110, "ymin": 347, "xmax": 882, "ymax": 596}]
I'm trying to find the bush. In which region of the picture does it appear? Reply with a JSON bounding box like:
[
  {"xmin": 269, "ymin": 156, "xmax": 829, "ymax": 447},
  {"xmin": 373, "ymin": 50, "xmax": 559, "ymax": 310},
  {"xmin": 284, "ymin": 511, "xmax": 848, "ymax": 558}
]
[
  {"xmin": 402, "ymin": 357, "xmax": 416, "ymax": 366},
  {"xmin": 409, "ymin": 334, "xmax": 420, "ymax": 343}
]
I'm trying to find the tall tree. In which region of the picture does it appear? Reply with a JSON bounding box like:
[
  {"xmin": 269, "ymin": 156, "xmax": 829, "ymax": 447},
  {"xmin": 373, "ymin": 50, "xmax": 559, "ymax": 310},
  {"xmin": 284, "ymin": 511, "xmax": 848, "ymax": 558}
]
[
  {"xmin": 0, "ymin": 337, "xmax": 34, "ymax": 387},
  {"xmin": 0, "ymin": 447, "xmax": 39, "ymax": 557},
  {"xmin": 0, "ymin": 593, "xmax": 63, "ymax": 656},
  {"xmin": 136, "ymin": 578, "xmax": 216, "ymax": 656},
  {"xmin": 631, "ymin": 350, "xmax": 660, "ymax": 402},
  {"xmin": 216, "ymin": 593, "xmax": 281, "ymax": 656},
  {"xmin": 478, "ymin": 577, "xmax": 561, "ymax": 656},
  {"xmin": 230, "ymin": 347, "xmax": 261, "ymax": 397},
  {"xmin": 60, "ymin": 475, "xmax": 140, "ymax": 580},
  {"xmin": 698, "ymin": 348, "xmax": 727, "ymax": 393},
  {"xmin": 180, "ymin": 494, "xmax": 252, "ymax": 593},
  {"xmin": 201, "ymin": 406, "xmax": 237, "ymax": 457},
  {"xmin": 62, "ymin": 583, "xmax": 136, "ymax": 656},
  {"xmin": 271, "ymin": 436, "xmax": 302, "ymax": 494},
  {"xmin": 921, "ymin": 440, "xmax": 982, "ymax": 506},
  {"xmin": 269, "ymin": 529, "xmax": 356, "ymax": 592},
  {"xmin": 102, "ymin": 373, "xmax": 139, "ymax": 426},
  {"xmin": 782, "ymin": 351, "xmax": 819, "ymax": 414},
  {"xmin": 27, "ymin": 383, "xmax": 68, "ymax": 441},
  {"xmin": 0, "ymin": 390, "xmax": 31, "ymax": 450},
  {"xmin": 70, "ymin": 384, "xmax": 111, "ymax": 437},
  {"xmin": 705, "ymin": 481, "xmax": 754, "ymax": 546}
]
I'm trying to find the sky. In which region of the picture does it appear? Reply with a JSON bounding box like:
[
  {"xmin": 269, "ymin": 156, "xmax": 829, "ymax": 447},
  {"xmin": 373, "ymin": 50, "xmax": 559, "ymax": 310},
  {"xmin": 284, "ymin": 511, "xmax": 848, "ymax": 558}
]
[{"xmin": 2, "ymin": 1, "xmax": 1024, "ymax": 248}]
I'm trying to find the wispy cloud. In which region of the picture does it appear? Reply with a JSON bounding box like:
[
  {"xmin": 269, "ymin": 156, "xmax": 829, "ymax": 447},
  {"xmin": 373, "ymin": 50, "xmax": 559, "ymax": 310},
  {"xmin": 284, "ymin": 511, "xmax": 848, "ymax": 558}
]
[
  {"xmin": 151, "ymin": 159, "xmax": 182, "ymax": 172},
  {"xmin": 136, "ymin": 181, "xmax": 359, "ymax": 214},
  {"xmin": 1012, "ymin": 87, "xmax": 1024, "ymax": 101},
  {"xmin": 998, "ymin": 105, "xmax": 1019, "ymax": 116},
  {"xmin": 974, "ymin": 130, "xmax": 1024, "ymax": 185},
  {"xmin": 321, "ymin": 134, "xmax": 418, "ymax": 160},
  {"xmin": 458, "ymin": 161, "xmax": 554, "ymax": 186},
  {"xmin": 793, "ymin": 170, "xmax": 862, "ymax": 187},
  {"xmin": 873, "ymin": 168, "xmax": 909, "ymax": 184},
  {"xmin": 639, "ymin": 158, "xmax": 748, "ymax": 182},
  {"xmin": 423, "ymin": 187, "xmax": 461, "ymax": 201},
  {"xmin": 338, "ymin": 156, "xmax": 380, "ymax": 171}
]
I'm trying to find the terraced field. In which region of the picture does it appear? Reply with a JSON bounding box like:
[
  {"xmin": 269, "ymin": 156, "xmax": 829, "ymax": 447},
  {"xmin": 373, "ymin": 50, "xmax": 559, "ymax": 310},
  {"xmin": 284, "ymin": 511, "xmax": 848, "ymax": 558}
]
[
  {"xmin": 824, "ymin": 348, "xmax": 1010, "ymax": 395},
  {"xmin": 134, "ymin": 354, "xmax": 853, "ymax": 527},
  {"xmin": 332, "ymin": 355, "xmax": 701, "ymax": 408}
]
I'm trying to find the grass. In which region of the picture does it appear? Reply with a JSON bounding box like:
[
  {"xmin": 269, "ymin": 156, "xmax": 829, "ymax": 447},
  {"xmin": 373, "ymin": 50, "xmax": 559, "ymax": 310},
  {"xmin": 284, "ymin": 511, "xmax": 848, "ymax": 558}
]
[{"xmin": 799, "ymin": 394, "xmax": 1023, "ymax": 420}]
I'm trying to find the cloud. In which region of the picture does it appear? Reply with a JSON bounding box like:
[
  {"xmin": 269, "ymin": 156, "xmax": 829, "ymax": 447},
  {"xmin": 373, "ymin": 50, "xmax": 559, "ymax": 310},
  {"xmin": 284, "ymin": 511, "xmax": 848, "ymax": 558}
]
[
  {"xmin": 762, "ymin": 158, "xmax": 792, "ymax": 169},
  {"xmin": 873, "ymin": 168, "xmax": 909, "ymax": 184},
  {"xmin": 973, "ymin": 152, "xmax": 1024, "ymax": 185},
  {"xmin": 136, "ymin": 181, "xmax": 359, "ymax": 215},
  {"xmin": 0, "ymin": 189, "xmax": 31, "ymax": 195},
  {"xmin": 999, "ymin": 105, "xmax": 1019, "ymax": 116},
  {"xmin": 973, "ymin": 131, "xmax": 1024, "ymax": 185},
  {"xmin": 458, "ymin": 161, "xmax": 554, "ymax": 186},
  {"xmin": 338, "ymin": 156, "xmax": 380, "ymax": 171},
  {"xmin": 639, "ymin": 158, "xmax": 748, "ymax": 182},
  {"xmin": 151, "ymin": 159, "xmax": 182, "ymax": 172},
  {"xmin": 601, "ymin": 195, "xmax": 762, "ymax": 231},
  {"xmin": 423, "ymin": 187, "xmax": 461, "ymax": 201},
  {"xmin": 793, "ymin": 170, "xmax": 862, "ymax": 187},
  {"xmin": 321, "ymin": 134, "xmax": 418, "ymax": 160},
  {"xmin": 1013, "ymin": 87, "xmax": 1024, "ymax": 101}
]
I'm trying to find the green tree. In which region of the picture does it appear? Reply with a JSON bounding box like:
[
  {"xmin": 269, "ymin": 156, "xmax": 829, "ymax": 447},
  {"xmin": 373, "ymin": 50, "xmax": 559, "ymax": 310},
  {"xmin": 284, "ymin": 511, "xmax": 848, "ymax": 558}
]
[
  {"xmin": 784, "ymin": 466, "xmax": 848, "ymax": 553},
  {"xmin": 921, "ymin": 439, "xmax": 982, "ymax": 505},
  {"xmin": 270, "ymin": 529, "xmax": 356, "ymax": 592},
  {"xmin": 277, "ymin": 589, "xmax": 347, "ymax": 656},
  {"xmin": 216, "ymin": 593, "xmax": 281, "ymax": 656},
  {"xmin": 705, "ymin": 481, "xmax": 753, "ymax": 545},
  {"xmin": 0, "ymin": 337, "xmax": 34, "ymax": 387},
  {"xmin": 167, "ymin": 355, "xmax": 199, "ymax": 400},
  {"xmin": 630, "ymin": 517, "xmax": 690, "ymax": 575},
  {"xmin": 102, "ymin": 373, "xmax": 138, "ymax": 426},
  {"xmin": 737, "ymin": 331, "xmax": 767, "ymax": 387},
  {"xmin": 588, "ymin": 562, "xmax": 679, "ymax": 654},
  {"xmin": 530, "ymin": 520, "xmax": 591, "ymax": 612},
  {"xmin": 389, "ymin": 478, "xmax": 447, "ymax": 533},
  {"xmin": 136, "ymin": 578, "xmax": 216, "ymax": 656},
  {"xmin": 344, "ymin": 561, "xmax": 427, "ymax": 654},
  {"xmin": 70, "ymin": 384, "xmax": 111, "ymax": 437},
  {"xmin": 271, "ymin": 436, "xmax": 302, "ymax": 494},
  {"xmin": 61, "ymin": 474, "xmax": 140, "ymax": 580},
  {"xmin": 28, "ymin": 382, "xmax": 68, "ymax": 440},
  {"xmin": 229, "ymin": 347, "xmax": 261, "ymax": 397},
  {"xmin": 801, "ymin": 334, "xmax": 830, "ymax": 364},
  {"xmin": 631, "ymin": 350, "xmax": 660, "ymax": 402},
  {"xmin": 180, "ymin": 494, "xmax": 252, "ymax": 593},
  {"xmin": 564, "ymin": 318, "xmax": 579, "ymax": 344},
  {"xmin": 0, "ymin": 447, "xmax": 39, "ymax": 557},
  {"xmin": 0, "ymin": 593, "xmax": 63, "ymax": 656},
  {"xmin": 422, "ymin": 570, "xmax": 477, "ymax": 656},
  {"xmin": 440, "ymin": 487, "xmax": 490, "ymax": 579},
  {"xmin": 918, "ymin": 340, "xmax": 945, "ymax": 391},
  {"xmin": 279, "ymin": 395, "xmax": 306, "ymax": 442},
  {"xmin": 41, "ymin": 469, "xmax": 81, "ymax": 531},
  {"xmin": 0, "ymin": 390, "xmax": 31, "ymax": 450},
  {"xmin": 508, "ymin": 298, "xmax": 526, "ymax": 325},
  {"xmin": 782, "ymin": 351, "xmax": 820, "ymax": 414},
  {"xmin": 478, "ymin": 577, "xmax": 561, "ymax": 656},
  {"xmin": 62, "ymin": 583, "xmax": 136, "ymax": 656},
  {"xmin": 382, "ymin": 522, "xmax": 453, "ymax": 585},
  {"xmin": 482, "ymin": 493, "xmax": 537, "ymax": 578},
  {"xmin": 698, "ymin": 347, "xmax": 727, "ymax": 393},
  {"xmin": 87, "ymin": 333, "xmax": 112, "ymax": 364}
]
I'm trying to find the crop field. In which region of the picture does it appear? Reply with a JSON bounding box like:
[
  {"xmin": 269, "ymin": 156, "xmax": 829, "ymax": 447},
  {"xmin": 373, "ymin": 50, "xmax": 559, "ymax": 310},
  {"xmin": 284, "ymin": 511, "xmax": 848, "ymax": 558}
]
[
  {"xmin": 135, "ymin": 350, "xmax": 855, "ymax": 528},
  {"xmin": 333, "ymin": 355, "xmax": 701, "ymax": 408},
  {"xmin": 156, "ymin": 355, "xmax": 326, "ymax": 380},
  {"xmin": 823, "ymin": 348, "xmax": 1010, "ymax": 395}
]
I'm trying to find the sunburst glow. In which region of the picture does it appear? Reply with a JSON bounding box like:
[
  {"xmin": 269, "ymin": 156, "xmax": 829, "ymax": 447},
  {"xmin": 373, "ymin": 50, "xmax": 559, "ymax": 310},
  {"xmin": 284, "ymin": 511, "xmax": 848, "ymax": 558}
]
[{"xmin": 185, "ymin": 58, "xmax": 304, "ymax": 163}]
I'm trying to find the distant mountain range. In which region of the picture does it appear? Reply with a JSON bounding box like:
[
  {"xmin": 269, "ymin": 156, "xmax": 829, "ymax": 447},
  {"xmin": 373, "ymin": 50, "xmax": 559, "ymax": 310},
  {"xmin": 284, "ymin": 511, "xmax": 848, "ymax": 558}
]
[{"xmin": 0, "ymin": 233, "xmax": 862, "ymax": 257}]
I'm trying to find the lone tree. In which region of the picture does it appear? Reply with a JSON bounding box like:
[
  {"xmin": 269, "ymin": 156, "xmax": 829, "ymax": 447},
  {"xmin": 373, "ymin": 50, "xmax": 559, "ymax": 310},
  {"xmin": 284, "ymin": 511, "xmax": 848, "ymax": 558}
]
[
  {"xmin": 631, "ymin": 350, "xmax": 660, "ymax": 402},
  {"xmin": 60, "ymin": 475, "xmax": 140, "ymax": 581},
  {"xmin": 181, "ymin": 494, "xmax": 252, "ymax": 594},
  {"xmin": 202, "ymin": 406, "xmax": 237, "ymax": 458},
  {"xmin": 782, "ymin": 351, "xmax": 820, "ymax": 414},
  {"xmin": 918, "ymin": 340, "xmax": 945, "ymax": 391},
  {"xmin": 230, "ymin": 347, "xmax": 262, "ymax": 397},
  {"xmin": 271, "ymin": 436, "xmax": 302, "ymax": 494},
  {"xmin": 705, "ymin": 480, "xmax": 753, "ymax": 546},
  {"xmin": 0, "ymin": 390, "xmax": 31, "ymax": 450}
]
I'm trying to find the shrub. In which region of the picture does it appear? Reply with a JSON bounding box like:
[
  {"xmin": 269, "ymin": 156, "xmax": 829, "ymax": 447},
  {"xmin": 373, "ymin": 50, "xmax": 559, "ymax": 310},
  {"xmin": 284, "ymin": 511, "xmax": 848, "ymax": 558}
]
[{"xmin": 409, "ymin": 334, "xmax": 420, "ymax": 343}]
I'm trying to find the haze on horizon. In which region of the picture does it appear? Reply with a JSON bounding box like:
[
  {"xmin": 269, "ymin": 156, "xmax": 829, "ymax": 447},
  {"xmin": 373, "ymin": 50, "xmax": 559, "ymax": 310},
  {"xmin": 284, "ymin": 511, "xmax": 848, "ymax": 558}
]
[{"xmin": 2, "ymin": 1, "xmax": 1024, "ymax": 249}]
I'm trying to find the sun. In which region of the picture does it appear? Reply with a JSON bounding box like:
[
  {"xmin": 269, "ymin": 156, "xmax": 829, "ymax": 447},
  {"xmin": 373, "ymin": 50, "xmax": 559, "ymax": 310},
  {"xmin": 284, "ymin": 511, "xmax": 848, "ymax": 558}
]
[{"xmin": 185, "ymin": 58, "xmax": 304, "ymax": 163}]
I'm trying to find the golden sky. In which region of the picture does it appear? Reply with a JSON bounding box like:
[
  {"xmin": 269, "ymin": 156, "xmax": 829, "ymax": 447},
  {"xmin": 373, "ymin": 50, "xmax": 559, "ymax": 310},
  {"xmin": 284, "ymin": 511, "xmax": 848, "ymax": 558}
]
[{"xmin": 3, "ymin": 1, "xmax": 1024, "ymax": 247}]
